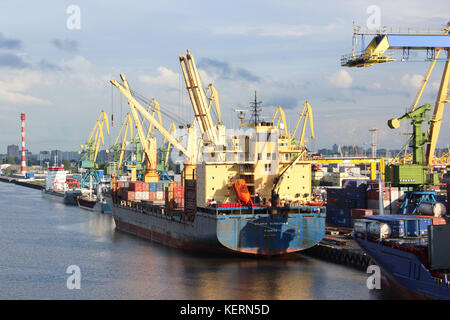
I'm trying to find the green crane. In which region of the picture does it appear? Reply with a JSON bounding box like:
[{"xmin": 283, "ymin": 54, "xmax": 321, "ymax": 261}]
[{"xmin": 386, "ymin": 103, "xmax": 439, "ymax": 187}]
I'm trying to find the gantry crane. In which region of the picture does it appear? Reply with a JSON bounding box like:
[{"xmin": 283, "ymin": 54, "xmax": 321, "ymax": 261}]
[
  {"xmin": 342, "ymin": 23, "xmax": 449, "ymax": 184},
  {"xmin": 78, "ymin": 110, "xmax": 110, "ymax": 188},
  {"xmin": 342, "ymin": 23, "xmax": 450, "ymax": 212},
  {"xmin": 110, "ymin": 74, "xmax": 194, "ymax": 182}
]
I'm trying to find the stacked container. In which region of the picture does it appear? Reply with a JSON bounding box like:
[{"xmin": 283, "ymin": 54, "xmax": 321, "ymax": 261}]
[
  {"xmin": 366, "ymin": 180, "xmax": 404, "ymax": 215},
  {"xmin": 326, "ymin": 179, "xmax": 367, "ymax": 228}
]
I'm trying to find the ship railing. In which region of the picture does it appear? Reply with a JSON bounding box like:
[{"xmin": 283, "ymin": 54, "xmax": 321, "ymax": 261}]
[{"xmin": 433, "ymin": 275, "xmax": 450, "ymax": 288}]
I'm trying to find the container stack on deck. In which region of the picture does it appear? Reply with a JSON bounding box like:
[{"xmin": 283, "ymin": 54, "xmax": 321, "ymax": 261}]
[{"xmin": 117, "ymin": 181, "xmax": 172, "ymax": 204}]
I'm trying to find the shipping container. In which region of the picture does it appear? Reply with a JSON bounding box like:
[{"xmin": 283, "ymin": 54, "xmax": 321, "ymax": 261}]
[
  {"xmin": 156, "ymin": 191, "xmax": 164, "ymax": 200},
  {"xmin": 149, "ymin": 183, "xmax": 157, "ymax": 191},
  {"xmin": 123, "ymin": 191, "xmax": 135, "ymax": 201},
  {"xmin": 141, "ymin": 191, "xmax": 149, "ymax": 201},
  {"xmin": 351, "ymin": 208, "xmax": 373, "ymax": 219},
  {"xmin": 135, "ymin": 191, "xmax": 143, "ymax": 200}
]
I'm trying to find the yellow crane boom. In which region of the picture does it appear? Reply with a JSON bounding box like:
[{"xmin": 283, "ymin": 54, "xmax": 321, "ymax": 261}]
[
  {"xmin": 110, "ymin": 74, "xmax": 191, "ymax": 162},
  {"xmin": 271, "ymin": 105, "xmax": 289, "ymax": 137}
]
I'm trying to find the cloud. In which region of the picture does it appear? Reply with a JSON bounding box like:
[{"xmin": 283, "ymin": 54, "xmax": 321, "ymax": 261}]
[
  {"xmin": 213, "ymin": 23, "xmax": 344, "ymax": 37},
  {"xmin": 51, "ymin": 39, "xmax": 78, "ymax": 52},
  {"xmin": 0, "ymin": 33, "xmax": 22, "ymax": 49},
  {"xmin": 0, "ymin": 53, "xmax": 29, "ymax": 69},
  {"xmin": 266, "ymin": 96, "xmax": 298, "ymax": 110},
  {"xmin": 138, "ymin": 66, "xmax": 179, "ymax": 89},
  {"xmin": 325, "ymin": 70, "xmax": 352, "ymax": 88},
  {"xmin": 198, "ymin": 58, "xmax": 261, "ymax": 83},
  {"xmin": 0, "ymin": 70, "xmax": 51, "ymax": 106},
  {"xmin": 401, "ymin": 73, "xmax": 424, "ymax": 91}
]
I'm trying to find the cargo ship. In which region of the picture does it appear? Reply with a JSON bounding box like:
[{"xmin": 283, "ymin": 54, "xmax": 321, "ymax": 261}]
[
  {"xmin": 107, "ymin": 51, "xmax": 326, "ymax": 256},
  {"xmin": 108, "ymin": 181, "xmax": 326, "ymax": 256},
  {"xmin": 353, "ymin": 215, "xmax": 450, "ymax": 299}
]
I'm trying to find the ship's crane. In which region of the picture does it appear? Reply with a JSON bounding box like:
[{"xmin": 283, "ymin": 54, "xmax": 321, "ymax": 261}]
[
  {"xmin": 106, "ymin": 112, "xmax": 133, "ymax": 177},
  {"xmin": 78, "ymin": 110, "xmax": 110, "ymax": 187},
  {"xmin": 179, "ymin": 50, "xmax": 225, "ymax": 149},
  {"xmin": 110, "ymin": 74, "xmax": 194, "ymax": 182}
]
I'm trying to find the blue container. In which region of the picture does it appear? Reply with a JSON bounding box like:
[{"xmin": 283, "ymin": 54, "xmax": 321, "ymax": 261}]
[
  {"xmin": 149, "ymin": 183, "xmax": 157, "ymax": 191},
  {"xmin": 156, "ymin": 182, "xmax": 163, "ymax": 191},
  {"xmin": 97, "ymin": 170, "xmax": 104, "ymax": 178},
  {"xmin": 25, "ymin": 173, "xmax": 34, "ymax": 178}
]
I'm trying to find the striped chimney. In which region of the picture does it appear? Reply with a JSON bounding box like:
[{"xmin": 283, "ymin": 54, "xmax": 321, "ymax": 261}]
[{"xmin": 20, "ymin": 113, "xmax": 26, "ymax": 175}]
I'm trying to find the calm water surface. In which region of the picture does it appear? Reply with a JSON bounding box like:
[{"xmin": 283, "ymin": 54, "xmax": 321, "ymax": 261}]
[{"xmin": 0, "ymin": 183, "xmax": 397, "ymax": 299}]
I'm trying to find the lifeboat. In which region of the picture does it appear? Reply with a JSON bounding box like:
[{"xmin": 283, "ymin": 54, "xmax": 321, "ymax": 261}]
[{"xmin": 233, "ymin": 179, "xmax": 253, "ymax": 206}]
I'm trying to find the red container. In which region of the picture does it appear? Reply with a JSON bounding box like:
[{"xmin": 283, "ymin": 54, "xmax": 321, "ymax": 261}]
[
  {"xmin": 410, "ymin": 215, "xmax": 446, "ymax": 225},
  {"xmin": 351, "ymin": 208, "xmax": 373, "ymax": 219},
  {"xmin": 124, "ymin": 191, "xmax": 135, "ymax": 201},
  {"xmin": 129, "ymin": 182, "xmax": 144, "ymax": 192}
]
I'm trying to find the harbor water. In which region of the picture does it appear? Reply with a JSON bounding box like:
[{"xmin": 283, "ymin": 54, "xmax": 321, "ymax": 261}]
[{"xmin": 0, "ymin": 183, "xmax": 397, "ymax": 299}]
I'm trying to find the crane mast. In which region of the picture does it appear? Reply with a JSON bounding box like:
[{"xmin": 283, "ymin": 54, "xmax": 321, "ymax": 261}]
[{"xmin": 179, "ymin": 51, "xmax": 223, "ymax": 147}]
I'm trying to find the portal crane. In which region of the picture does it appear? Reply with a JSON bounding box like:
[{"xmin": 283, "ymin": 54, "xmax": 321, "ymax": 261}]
[
  {"xmin": 342, "ymin": 23, "xmax": 450, "ymax": 166},
  {"xmin": 342, "ymin": 23, "xmax": 450, "ymax": 213},
  {"xmin": 291, "ymin": 101, "xmax": 315, "ymax": 150},
  {"xmin": 78, "ymin": 110, "xmax": 110, "ymax": 187},
  {"xmin": 271, "ymin": 105, "xmax": 289, "ymax": 138},
  {"xmin": 110, "ymin": 74, "xmax": 193, "ymax": 182},
  {"xmin": 106, "ymin": 112, "xmax": 133, "ymax": 176}
]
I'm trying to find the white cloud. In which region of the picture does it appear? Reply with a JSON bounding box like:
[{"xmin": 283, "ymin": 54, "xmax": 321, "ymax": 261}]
[
  {"xmin": 325, "ymin": 70, "xmax": 353, "ymax": 88},
  {"xmin": 401, "ymin": 73, "xmax": 424, "ymax": 91},
  {"xmin": 0, "ymin": 70, "xmax": 51, "ymax": 106},
  {"xmin": 139, "ymin": 67, "xmax": 179, "ymax": 89}
]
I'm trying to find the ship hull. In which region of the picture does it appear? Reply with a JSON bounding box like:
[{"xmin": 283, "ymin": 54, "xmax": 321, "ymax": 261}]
[
  {"xmin": 110, "ymin": 201, "xmax": 326, "ymax": 256},
  {"xmin": 77, "ymin": 197, "xmax": 102, "ymax": 212},
  {"xmin": 355, "ymin": 237, "xmax": 450, "ymax": 300}
]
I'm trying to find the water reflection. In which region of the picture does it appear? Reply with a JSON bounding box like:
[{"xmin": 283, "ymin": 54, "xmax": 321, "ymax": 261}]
[{"xmin": 0, "ymin": 183, "xmax": 396, "ymax": 299}]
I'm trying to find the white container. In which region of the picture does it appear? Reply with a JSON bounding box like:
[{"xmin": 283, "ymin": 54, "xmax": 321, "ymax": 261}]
[
  {"xmin": 156, "ymin": 191, "xmax": 164, "ymax": 200},
  {"xmin": 141, "ymin": 191, "xmax": 149, "ymax": 201},
  {"xmin": 134, "ymin": 191, "xmax": 143, "ymax": 200}
]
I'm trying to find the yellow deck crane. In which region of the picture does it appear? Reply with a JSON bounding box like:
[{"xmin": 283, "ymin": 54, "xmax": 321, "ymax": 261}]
[
  {"xmin": 105, "ymin": 112, "xmax": 133, "ymax": 177},
  {"xmin": 78, "ymin": 110, "xmax": 110, "ymax": 188},
  {"xmin": 110, "ymin": 74, "xmax": 194, "ymax": 182},
  {"xmin": 179, "ymin": 50, "xmax": 225, "ymax": 161}
]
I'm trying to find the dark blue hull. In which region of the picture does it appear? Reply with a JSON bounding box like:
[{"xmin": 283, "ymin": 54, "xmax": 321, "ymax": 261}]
[{"xmin": 355, "ymin": 237, "xmax": 450, "ymax": 299}]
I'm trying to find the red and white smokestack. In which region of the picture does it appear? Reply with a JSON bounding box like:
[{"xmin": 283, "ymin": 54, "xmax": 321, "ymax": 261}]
[{"xmin": 20, "ymin": 113, "xmax": 26, "ymax": 175}]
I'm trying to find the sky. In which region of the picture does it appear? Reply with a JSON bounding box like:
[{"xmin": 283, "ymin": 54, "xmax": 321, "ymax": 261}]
[{"xmin": 0, "ymin": 0, "xmax": 449, "ymax": 154}]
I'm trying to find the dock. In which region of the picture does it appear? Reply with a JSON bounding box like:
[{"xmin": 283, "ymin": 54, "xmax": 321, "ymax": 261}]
[{"xmin": 303, "ymin": 227, "xmax": 370, "ymax": 271}]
